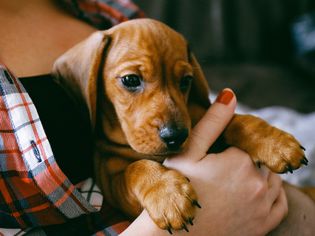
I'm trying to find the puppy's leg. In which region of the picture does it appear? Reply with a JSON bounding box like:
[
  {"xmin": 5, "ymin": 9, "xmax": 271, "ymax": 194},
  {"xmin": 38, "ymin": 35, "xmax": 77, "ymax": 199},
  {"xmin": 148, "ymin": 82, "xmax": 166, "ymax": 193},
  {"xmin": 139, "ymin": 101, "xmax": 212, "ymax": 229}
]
[
  {"xmin": 96, "ymin": 156, "xmax": 198, "ymax": 232},
  {"xmin": 222, "ymin": 114, "xmax": 315, "ymax": 203},
  {"xmin": 223, "ymin": 114, "xmax": 306, "ymax": 174}
]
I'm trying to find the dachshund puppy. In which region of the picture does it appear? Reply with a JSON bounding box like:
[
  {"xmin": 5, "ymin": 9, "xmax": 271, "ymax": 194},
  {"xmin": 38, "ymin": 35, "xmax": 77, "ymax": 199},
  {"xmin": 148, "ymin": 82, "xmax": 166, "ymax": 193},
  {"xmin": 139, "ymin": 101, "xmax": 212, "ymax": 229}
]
[{"xmin": 52, "ymin": 19, "xmax": 310, "ymax": 232}]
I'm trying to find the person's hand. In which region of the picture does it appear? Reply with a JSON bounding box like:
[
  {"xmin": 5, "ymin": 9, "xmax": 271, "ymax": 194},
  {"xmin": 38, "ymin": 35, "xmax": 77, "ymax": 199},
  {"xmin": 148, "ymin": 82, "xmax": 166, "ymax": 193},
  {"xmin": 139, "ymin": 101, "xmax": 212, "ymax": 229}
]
[
  {"xmin": 121, "ymin": 89, "xmax": 288, "ymax": 236},
  {"xmin": 164, "ymin": 88, "xmax": 288, "ymax": 235},
  {"xmin": 165, "ymin": 148, "xmax": 287, "ymax": 236}
]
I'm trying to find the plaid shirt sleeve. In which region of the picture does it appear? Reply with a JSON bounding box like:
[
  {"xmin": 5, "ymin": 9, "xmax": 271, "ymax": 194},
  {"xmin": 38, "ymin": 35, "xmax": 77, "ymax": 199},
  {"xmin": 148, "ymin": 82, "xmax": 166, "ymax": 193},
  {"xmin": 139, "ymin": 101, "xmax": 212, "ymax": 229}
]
[
  {"xmin": 0, "ymin": 1, "xmax": 144, "ymax": 235},
  {"xmin": 60, "ymin": 0, "xmax": 144, "ymax": 29}
]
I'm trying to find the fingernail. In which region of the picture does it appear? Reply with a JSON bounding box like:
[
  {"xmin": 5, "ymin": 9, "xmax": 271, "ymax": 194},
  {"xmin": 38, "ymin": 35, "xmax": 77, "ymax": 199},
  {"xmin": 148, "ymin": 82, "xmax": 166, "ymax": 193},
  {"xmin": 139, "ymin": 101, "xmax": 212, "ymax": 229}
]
[{"xmin": 215, "ymin": 89, "xmax": 234, "ymax": 105}]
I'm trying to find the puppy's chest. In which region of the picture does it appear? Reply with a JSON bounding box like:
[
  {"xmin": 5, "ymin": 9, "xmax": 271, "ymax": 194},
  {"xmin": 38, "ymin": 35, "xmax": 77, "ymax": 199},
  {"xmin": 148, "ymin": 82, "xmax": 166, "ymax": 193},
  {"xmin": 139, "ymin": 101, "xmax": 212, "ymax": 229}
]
[
  {"xmin": 96, "ymin": 140, "xmax": 165, "ymax": 175},
  {"xmin": 104, "ymin": 157, "xmax": 131, "ymax": 175}
]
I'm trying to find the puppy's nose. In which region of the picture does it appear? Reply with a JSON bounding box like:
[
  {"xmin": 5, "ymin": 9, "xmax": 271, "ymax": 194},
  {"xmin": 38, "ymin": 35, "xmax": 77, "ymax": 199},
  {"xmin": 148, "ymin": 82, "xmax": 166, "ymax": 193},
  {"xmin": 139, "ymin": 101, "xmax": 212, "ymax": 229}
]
[{"xmin": 159, "ymin": 125, "xmax": 189, "ymax": 150}]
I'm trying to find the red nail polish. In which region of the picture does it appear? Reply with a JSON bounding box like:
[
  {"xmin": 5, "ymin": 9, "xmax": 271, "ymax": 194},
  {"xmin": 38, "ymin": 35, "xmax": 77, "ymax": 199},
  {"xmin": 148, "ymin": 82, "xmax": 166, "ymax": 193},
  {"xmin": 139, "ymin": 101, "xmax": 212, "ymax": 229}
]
[{"xmin": 215, "ymin": 89, "xmax": 234, "ymax": 105}]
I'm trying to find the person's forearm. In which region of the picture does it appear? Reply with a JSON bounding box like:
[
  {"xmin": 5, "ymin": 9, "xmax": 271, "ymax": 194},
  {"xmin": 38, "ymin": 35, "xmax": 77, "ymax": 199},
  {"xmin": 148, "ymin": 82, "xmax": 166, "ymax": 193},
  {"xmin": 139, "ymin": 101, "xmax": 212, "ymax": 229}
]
[
  {"xmin": 268, "ymin": 183, "xmax": 315, "ymax": 236},
  {"xmin": 119, "ymin": 211, "xmax": 167, "ymax": 236}
]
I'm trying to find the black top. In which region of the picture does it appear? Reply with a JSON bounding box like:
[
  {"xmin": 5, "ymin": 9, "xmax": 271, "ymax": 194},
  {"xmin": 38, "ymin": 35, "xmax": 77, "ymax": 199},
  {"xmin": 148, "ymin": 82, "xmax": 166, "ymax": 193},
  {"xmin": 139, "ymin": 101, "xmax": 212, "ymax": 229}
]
[{"xmin": 20, "ymin": 74, "xmax": 94, "ymax": 184}]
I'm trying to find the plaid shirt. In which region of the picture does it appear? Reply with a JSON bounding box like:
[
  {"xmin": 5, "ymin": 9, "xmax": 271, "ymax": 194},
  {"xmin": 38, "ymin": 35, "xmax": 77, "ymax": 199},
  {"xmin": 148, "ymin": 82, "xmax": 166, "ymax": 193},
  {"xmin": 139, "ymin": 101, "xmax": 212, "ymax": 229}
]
[
  {"xmin": 62, "ymin": 0, "xmax": 144, "ymax": 28},
  {"xmin": 0, "ymin": 0, "xmax": 143, "ymax": 235}
]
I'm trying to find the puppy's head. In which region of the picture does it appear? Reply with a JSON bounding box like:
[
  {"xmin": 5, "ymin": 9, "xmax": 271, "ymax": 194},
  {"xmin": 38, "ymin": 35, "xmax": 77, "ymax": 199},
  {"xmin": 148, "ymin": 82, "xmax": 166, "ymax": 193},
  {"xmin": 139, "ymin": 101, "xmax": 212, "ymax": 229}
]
[{"xmin": 53, "ymin": 19, "xmax": 210, "ymax": 157}]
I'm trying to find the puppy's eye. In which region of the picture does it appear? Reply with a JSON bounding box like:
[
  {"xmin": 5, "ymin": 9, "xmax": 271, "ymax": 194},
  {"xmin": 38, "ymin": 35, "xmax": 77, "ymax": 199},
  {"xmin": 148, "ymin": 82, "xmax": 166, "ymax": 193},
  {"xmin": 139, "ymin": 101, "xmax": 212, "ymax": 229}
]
[
  {"xmin": 180, "ymin": 75, "xmax": 193, "ymax": 92},
  {"xmin": 121, "ymin": 74, "xmax": 142, "ymax": 92}
]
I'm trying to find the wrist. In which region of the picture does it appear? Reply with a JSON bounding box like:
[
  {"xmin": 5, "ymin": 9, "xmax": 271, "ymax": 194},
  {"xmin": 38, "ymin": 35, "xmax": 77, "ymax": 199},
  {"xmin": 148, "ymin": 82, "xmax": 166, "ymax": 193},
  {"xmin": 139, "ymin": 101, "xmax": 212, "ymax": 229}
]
[{"xmin": 120, "ymin": 211, "xmax": 166, "ymax": 236}]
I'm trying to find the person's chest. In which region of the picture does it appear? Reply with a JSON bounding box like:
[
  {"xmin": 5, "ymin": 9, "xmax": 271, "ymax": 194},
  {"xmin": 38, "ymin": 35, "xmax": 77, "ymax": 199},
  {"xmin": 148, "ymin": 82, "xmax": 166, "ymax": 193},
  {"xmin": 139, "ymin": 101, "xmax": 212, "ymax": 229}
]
[{"xmin": 0, "ymin": 1, "xmax": 96, "ymax": 77}]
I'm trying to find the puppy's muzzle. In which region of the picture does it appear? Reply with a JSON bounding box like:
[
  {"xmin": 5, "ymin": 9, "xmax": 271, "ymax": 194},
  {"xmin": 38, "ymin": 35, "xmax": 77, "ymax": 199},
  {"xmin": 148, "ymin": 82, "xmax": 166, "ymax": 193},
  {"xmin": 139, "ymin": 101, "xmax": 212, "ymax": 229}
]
[{"xmin": 159, "ymin": 124, "xmax": 189, "ymax": 151}]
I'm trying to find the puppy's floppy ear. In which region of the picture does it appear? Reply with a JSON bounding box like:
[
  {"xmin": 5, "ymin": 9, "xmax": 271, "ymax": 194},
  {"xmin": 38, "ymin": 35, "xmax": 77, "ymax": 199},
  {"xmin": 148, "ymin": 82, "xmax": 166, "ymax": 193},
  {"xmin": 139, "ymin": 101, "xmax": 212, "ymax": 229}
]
[
  {"xmin": 52, "ymin": 31, "xmax": 111, "ymax": 127},
  {"xmin": 188, "ymin": 52, "xmax": 211, "ymax": 125}
]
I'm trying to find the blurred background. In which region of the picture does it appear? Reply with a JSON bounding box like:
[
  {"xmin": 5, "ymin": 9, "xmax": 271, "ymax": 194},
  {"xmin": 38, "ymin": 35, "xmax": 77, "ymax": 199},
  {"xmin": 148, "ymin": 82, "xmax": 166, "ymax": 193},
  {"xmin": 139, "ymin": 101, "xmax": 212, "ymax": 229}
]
[{"xmin": 134, "ymin": 0, "xmax": 315, "ymax": 113}]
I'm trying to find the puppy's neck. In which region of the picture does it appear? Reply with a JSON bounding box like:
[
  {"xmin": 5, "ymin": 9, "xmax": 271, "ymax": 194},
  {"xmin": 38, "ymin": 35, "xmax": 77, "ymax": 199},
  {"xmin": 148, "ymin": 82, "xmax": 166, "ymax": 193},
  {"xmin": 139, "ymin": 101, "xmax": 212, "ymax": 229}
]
[
  {"xmin": 96, "ymin": 115, "xmax": 165, "ymax": 162},
  {"xmin": 95, "ymin": 98, "xmax": 139, "ymax": 160}
]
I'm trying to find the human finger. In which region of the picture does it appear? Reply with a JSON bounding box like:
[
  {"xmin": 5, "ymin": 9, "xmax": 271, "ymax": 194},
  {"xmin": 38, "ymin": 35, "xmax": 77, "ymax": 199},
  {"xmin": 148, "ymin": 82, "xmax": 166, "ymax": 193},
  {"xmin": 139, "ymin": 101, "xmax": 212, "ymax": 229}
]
[
  {"xmin": 266, "ymin": 173, "xmax": 283, "ymax": 204},
  {"xmin": 263, "ymin": 187, "xmax": 288, "ymax": 234},
  {"xmin": 257, "ymin": 165, "xmax": 271, "ymax": 181},
  {"xmin": 184, "ymin": 88, "xmax": 237, "ymax": 161}
]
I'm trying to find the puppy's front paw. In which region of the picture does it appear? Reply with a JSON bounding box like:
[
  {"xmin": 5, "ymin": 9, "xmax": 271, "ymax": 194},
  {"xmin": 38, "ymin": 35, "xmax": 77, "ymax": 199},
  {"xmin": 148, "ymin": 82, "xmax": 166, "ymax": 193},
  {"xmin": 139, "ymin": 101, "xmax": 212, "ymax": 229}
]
[
  {"xmin": 142, "ymin": 169, "xmax": 198, "ymax": 233},
  {"xmin": 249, "ymin": 126, "xmax": 307, "ymax": 174},
  {"xmin": 226, "ymin": 114, "xmax": 307, "ymax": 174}
]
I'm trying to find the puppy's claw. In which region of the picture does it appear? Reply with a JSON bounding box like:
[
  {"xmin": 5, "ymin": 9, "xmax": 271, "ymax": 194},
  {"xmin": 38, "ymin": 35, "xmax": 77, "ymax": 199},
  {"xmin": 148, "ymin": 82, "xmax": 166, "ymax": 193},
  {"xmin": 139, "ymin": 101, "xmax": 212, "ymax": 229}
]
[
  {"xmin": 185, "ymin": 177, "xmax": 191, "ymax": 182},
  {"xmin": 300, "ymin": 145, "xmax": 306, "ymax": 151},
  {"xmin": 301, "ymin": 156, "xmax": 308, "ymax": 166},
  {"xmin": 167, "ymin": 227, "xmax": 173, "ymax": 235},
  {"xmin": 182, "ymin": 224, "xmax": 189, "ymax": 232},
  {"xmin": 256, "ymin": 161, "xmax": 261, "ymax": 168},
  {"xmin": 192, "ymin": 200, "xmax": 202, "ymax": 208},
  {"xmin": 286, "ymin": 165, "xmax": 293, "ymax": 174},
  {"xmin": 188, "ymin": 218, "xmax": 194, "ymax": 226}
]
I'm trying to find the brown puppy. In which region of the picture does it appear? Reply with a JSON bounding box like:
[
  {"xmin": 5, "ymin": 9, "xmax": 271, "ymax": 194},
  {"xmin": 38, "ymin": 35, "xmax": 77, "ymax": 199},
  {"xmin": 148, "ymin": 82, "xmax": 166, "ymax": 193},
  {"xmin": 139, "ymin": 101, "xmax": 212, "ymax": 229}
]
[{"xmin": 52, "ymin": 19, "xmax": 311, "ymax": 232}]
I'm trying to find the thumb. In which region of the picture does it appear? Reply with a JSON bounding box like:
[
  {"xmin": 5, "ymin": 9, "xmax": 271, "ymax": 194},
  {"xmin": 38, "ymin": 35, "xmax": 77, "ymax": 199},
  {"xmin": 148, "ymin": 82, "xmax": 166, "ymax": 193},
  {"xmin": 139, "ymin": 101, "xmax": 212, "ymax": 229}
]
[{"xmin": 184, "ymin": 88, "xmax": 237, "ymax": 161}]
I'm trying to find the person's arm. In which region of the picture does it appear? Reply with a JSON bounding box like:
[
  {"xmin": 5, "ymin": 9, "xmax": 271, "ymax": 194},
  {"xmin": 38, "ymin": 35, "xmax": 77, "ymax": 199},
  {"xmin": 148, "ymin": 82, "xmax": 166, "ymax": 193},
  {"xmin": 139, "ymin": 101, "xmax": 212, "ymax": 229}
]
[
  {"xmin": 268, "ymin": 183, "xmax": 315, "ymax": 236},
  {"xmin": 120, "ymin": 89, "xmax": 288, "ymax": 236}
]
